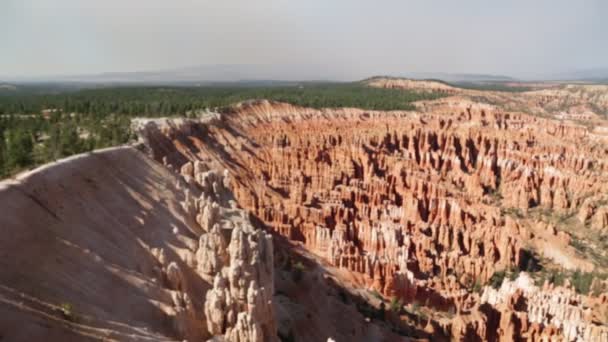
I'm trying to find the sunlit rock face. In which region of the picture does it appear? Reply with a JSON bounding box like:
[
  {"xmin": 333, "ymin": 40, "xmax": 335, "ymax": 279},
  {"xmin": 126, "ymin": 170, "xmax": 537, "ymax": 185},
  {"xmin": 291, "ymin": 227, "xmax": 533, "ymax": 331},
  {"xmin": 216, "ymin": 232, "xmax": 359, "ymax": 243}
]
[
  {"xmin": 0, "ymin": 145, "xmax": 277, "ymax": 342},
  {"xmin": 139, "ymin": 99, "xmax": 608, "ymax": 341}
]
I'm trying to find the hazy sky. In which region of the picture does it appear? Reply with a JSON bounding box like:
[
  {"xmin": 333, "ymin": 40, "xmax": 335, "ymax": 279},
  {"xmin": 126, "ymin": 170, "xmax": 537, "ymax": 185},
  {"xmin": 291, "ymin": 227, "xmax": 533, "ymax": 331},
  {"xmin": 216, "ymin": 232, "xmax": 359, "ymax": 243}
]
[{"xmin": 1, "ymin": 0, "xmax": 607, "ymax": 80}]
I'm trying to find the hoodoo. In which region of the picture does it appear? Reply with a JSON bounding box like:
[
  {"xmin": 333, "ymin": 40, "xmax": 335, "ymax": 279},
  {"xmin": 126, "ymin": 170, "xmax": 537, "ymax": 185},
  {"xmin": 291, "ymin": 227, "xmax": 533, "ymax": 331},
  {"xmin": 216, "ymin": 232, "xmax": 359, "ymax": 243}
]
[{"xmin": 134, "ymin": 98, "xmax": 608, "ymax": 341}]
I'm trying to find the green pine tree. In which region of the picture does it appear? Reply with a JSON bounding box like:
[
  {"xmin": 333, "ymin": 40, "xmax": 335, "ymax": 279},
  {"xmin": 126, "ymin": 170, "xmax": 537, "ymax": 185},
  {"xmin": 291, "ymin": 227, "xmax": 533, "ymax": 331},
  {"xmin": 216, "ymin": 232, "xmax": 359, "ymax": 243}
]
[
  {"xmin": 0, "ymin": 129, "xmax": 6, "ymax": 176},
  {"xmin": 6, "ymin": 128, "xmax": 34, "ymax": 171}
]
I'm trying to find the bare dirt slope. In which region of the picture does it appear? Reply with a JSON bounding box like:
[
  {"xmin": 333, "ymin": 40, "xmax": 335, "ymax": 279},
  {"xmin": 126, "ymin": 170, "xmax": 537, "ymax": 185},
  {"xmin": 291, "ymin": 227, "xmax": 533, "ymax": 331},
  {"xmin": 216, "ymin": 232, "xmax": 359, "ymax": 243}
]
[{"xmin": 0, "ymin": 147, "xmax": 199, "ymax": 341}]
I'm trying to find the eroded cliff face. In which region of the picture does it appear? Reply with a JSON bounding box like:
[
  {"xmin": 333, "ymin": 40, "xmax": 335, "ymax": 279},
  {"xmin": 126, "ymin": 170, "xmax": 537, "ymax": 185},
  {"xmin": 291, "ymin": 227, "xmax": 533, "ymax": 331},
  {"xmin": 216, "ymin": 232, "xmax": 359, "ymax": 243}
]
[
  {"xmin": 480, "ymin": 273, "xmax": 608, "ymax": 341},
  {"xmin": 0, "ymin": 146, "xmax": 277, "ymax": 342},
  {"xmin": 139, "ymin": 99, "xmax": 608, "ymax": 341},
  {"xmin": 174, "ymin": 157, "xmax": 276, "ymax": 342}
]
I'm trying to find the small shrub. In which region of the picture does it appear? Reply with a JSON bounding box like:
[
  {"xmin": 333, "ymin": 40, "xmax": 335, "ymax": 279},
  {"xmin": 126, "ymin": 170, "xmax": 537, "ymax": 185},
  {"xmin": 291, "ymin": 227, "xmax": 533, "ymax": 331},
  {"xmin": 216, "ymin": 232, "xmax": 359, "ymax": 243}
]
[
  {"xmin": 502, "ymin": 207, "xmax": 524, "ymax": 218},
  {"xmin": 390, "ymin": 297, "xmax": 403, "ymax": 313},
  {"xmin": 570, "ymin": 238, "xmax": 587, "ymax": 253},
  {"xmin": 60, "ymin": 302, "xmax": 73, "ymax": 321},
  {"xmin": 508, "ymin": 269, "xmax": 520, "ymax": 281},
  {"xmin": 571, "ymin": 270, "xmax": 594, "ymax": 295},
  {"xmin": 472, "ymin": 281, "xmax": 482, "ymax": 293},
  {"xmin": 535, "ymin": 268, "xmax": 607, "ymax": 295},
  {"xmin": 371, "ymin": 290, "xmax": 383, "ymax": 301},
  {"xmin": 291, "ymin": 261, "xmax": 305, "ymax": 282},
  {"xmin": 489, "ymin": 271, "xmax": 507, "ymax": 289},
  {"xmin": 338, "ymin": 290, "xmax": 349, "ymax": 304},
  {"xmin": 550, "ymin": 271, "xmax": 566, "ymax": 287}
]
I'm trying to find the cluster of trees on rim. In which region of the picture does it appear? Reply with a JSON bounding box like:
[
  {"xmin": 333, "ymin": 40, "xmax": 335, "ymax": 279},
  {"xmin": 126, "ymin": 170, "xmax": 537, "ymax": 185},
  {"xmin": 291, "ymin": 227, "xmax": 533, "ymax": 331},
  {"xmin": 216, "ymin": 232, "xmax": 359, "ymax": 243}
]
[
  {"xmin": 0, "ymin": 112, "xmax": 132, "ymax": 177},
  {"xmin": 0, "ymin": 83, "xmax": 444, "ymax": 178}
]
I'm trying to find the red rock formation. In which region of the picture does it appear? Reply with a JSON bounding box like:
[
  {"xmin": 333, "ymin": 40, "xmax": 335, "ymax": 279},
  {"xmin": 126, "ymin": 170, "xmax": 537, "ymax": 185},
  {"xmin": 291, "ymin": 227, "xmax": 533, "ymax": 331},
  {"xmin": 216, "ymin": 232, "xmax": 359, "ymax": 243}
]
[
  {"xmin": 136, "ymin": 100, "xmax": 608, "ymax": 341},
  {"xmin": 481, "ymin": 273, "xmax": 608, "ymax": 341}
]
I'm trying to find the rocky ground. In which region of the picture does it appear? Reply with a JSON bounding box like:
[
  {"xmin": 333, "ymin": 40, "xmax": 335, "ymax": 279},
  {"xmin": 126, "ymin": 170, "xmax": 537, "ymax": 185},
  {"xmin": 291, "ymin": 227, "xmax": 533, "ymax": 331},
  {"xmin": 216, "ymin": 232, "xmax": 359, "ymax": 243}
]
[{"xmin": 2, "ymin": 79, "xmax": 608, "ymax": 341}]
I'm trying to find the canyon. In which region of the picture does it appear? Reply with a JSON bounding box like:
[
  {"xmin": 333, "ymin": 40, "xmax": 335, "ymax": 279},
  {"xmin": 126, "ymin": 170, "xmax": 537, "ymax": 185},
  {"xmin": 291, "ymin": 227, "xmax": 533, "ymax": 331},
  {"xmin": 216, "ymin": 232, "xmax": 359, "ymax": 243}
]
[{"xmin": 2, "ymin": 79, "xmax": 608, "ymax": 341}]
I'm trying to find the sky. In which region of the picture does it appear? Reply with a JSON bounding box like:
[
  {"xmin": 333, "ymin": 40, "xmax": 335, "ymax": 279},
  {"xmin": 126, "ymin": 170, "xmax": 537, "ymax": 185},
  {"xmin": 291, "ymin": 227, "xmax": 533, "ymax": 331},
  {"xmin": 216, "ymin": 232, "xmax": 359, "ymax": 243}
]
[{"xmin": 1, "ymin": 0, "xmax": 607, "ymax": 81}]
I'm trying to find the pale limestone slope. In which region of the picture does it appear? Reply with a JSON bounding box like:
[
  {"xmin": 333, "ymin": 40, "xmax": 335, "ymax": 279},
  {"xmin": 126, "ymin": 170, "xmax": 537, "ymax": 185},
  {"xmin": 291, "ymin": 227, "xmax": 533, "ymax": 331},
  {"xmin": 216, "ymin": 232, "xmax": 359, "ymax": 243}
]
[{"xmin": 0, "ymin": 147, "xmax": 201, "ymax": 341}]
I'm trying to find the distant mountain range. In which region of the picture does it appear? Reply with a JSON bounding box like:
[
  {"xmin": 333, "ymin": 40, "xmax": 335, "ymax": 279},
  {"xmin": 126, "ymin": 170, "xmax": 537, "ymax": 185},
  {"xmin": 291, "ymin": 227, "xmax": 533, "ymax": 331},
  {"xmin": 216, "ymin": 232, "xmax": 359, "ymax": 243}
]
[
  {"xmin": 539, "ymin": 68, "xmax": 608, "ymax": 82},
  {"xmin": 3, "ymin": 64, "xmax": 520, "ymax": 85},
  {"xmin": 4, "ymin": 64, "xmax": 341, "ymax": 85},
  {"xmin": 3, "ymin": 64, "xmax": 608, "ymax": 85}
]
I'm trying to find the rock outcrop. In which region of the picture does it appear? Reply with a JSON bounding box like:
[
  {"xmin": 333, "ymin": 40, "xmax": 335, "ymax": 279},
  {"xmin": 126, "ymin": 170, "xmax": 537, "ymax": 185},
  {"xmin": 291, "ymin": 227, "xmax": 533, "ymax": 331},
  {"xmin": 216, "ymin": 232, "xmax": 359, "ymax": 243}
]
[
  {"xmin": 0, "ymin": 142, "xmax": 278, "ymax": 341},
  {"xmin": 138, "ymin": 125, "xmax": 279, "ymax": 342}
]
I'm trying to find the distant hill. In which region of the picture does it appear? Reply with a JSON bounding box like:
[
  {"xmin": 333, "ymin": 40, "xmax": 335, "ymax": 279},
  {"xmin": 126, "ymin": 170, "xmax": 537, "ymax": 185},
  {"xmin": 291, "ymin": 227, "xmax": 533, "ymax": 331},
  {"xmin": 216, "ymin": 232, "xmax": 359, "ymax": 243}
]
[
  {"xmin": 0, "ymin": 84, "xmax": 18, "ymax": 92},
  {"xmin": 364, "ymin": 77, "xmax": 458, "ymax": 93},
  {"xmin": 536, "ymin": 68, "xmax": 608, "ymax": 82},
  {"xmin": 398, "ymin": 72, "xmax": 516, "ymax": 83}
]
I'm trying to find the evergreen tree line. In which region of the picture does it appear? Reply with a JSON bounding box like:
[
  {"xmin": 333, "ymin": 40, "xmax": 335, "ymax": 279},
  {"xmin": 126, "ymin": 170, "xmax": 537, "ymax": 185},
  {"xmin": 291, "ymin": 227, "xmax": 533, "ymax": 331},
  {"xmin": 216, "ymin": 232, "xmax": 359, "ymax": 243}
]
[
  {"xmin": 0, "ymin": 83, "xmax": 445, "ymax": 178},
  {"xmin": 0, "ymin": 83, "xmax": 444, "ymax": 115},
  {"xmin": 0, "ymin": 112, "xmax": 132, "ymax": 177}
]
